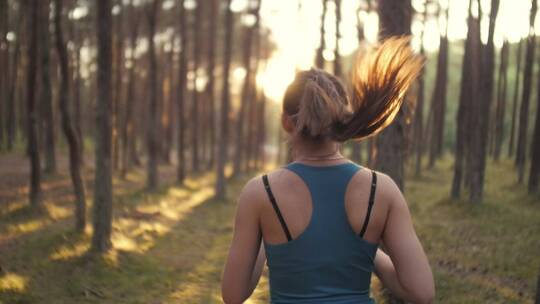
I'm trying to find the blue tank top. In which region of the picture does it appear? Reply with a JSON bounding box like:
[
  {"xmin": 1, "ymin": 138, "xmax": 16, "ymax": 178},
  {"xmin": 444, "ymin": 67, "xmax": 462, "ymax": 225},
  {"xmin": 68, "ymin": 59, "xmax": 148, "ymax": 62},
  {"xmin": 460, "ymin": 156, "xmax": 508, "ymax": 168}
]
[{"xmin": 263, "ymin": 162, "xmax": 378, "ymax": 304}]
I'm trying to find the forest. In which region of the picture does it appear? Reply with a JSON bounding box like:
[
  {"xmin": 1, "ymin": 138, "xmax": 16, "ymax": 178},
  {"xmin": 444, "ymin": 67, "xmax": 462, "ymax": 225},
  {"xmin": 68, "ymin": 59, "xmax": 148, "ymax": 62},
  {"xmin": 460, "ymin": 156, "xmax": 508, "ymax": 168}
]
[{"xmin": 0, "ymin": 0, "xmax": 539, "ymax": 303}]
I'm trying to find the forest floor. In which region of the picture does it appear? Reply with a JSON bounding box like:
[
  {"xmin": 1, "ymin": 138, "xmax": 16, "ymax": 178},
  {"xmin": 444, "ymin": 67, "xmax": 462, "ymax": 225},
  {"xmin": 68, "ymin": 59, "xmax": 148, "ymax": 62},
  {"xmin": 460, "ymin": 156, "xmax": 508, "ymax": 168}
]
[{"xmin": 0, "ymin": 152, "xmax": 539, "ymax": 303}]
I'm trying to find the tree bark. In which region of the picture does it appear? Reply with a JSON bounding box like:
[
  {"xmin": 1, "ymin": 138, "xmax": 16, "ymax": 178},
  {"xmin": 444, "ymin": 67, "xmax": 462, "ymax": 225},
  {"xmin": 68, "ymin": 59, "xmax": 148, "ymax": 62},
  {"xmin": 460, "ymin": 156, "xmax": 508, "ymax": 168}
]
[
  {"xmin": 215, "ymin": 0, "xmax": 234, "ymax": 200},
  {"xmin": 54, "ymin": 0, "xmax": 86, "ymax": 231},
  {"xmin": 112, "ymin": 0, "xmax": 124, "ymax": 171},
  {"xmin": 333, "ymin": 0, "xmax": 342, "ymax": 77},
  {"xmin": 508, "ymin": 39, "xmax": 523, "ymax": 157},
  {"xmin": 146, "ymin": 0, "xmax": 160, "ymax": 190},
  {"xmin": 177, "ymin": 0, "xmax": 187, "ymax": 183},
  {"xmin": 7, "ymin": 7, "xmax": 25, "ymax": 150},
  {"xmin": 493, "ymin": 40, "xmax": 509, "ymax": 160},
  {"xmin": 0, "ymin": 0, "xmax": 8, "ymax": 149},
  {"xmin": 92, "ymin": 0, "xmax": 114, "ymax": 252},
  {"xmin": 205, "ymin": 0, "xmax": 218, "ymax": 169},
  {"xmin": 414, "ymin": 1, "xmax": 428, "ymax": 177},
  {"xmin": 191, "ymin": 0, "xmax": 202, "ymax": 172},
  {"xmin": 40, "ymin": 0, "xmax": 56, "ymax": 175},
  {"xmin": 516, "ymin": 0, "xmax": 537, "ymax": 183},
  {"xmin": 315, "ymin": 0, "xmax": 328, "ymax": 69},
  {"xmin": 469, "ymin": 0, "xmax": 499, "ymax": 202},
  {"xmin": 428, "ymin": 4, "xmax": 449, "ymax": 168},
  {"xmin": 26, "ymin": 0, "xmax": 42, "ymax": 207},
  {"xmin": 375, "ymin": 0, "xmax": 413, "ymax": 191}
]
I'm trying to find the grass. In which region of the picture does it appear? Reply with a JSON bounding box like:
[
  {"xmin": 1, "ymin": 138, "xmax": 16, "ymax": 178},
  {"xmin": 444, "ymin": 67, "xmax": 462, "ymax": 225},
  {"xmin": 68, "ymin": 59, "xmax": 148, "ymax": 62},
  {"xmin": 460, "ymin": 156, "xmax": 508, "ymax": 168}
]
[{"xmin": 0, "ymin": 155, "xmax": 539, "ymax": 303}]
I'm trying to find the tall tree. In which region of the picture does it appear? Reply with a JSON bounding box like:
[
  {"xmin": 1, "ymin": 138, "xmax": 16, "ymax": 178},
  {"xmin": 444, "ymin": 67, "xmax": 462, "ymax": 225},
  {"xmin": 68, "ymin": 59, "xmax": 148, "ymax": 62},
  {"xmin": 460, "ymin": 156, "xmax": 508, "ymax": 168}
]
[
  {"xmin": 0, "ymin": 0, "xmax": 7, "ymax": 149},
  {"xmin": 333, "ymin": 0, "xmax": 342, "ymax": 77},
  {"xmin": 508, "ymin": 39, "xmax": 523, "ymax": 157},
  {"xmin": 112, "ymin": 0, "xmax": 125, "ymax": 170},
  {"xmin": 516, "ymin": 0, "xmax": 537, "ymax": 183},
  {"xmin": 233, "ymin": 1, "xmax": 260, "ymax": 176},
  {"xmin": 205, "ymin": 0, "xmax": 218, "ymax": 169},
  {"xmin": 451, "ymin": 0, "xmax": 481, "ymax": 199},
  {"xmin": 414, "ymin": 0, "xmax": 429, "ymax": 177},
  {"xmin": 215, "ymin": 0, "xmax": 234, "ymax": 199},
  {"xmin": 428, "ymin": 3, "xmax": 449, "ymax": 167},
  {"xmin": 26, "ymin": 0, "xmax": 43, "ymax": 207},
  {"xmin": 121, "ymin": 0, "xmax": 140, "ymax": 177},
  {"xmin": 146, "ymin": 0, "xmax": 160, "ymax": 190},
  {"xmin": 40, "ymin": 0, "xmax": 56, "ymax": 174},
  {"xmin": 493, "ymin": 40, "xmax": 509, "ymax": 160},
  {"xmin": 315, "ymin": 0, "xmax": 328, "ymax": 69},
  {"xmin": 54, "ymin": 0, "xmax": 86, "ymax": 231},
  {"xmin": 191, "ymin": 0, "xmax": 202, "ymax": 172},
  {"xmin": 177, "ymin": 0, "xmax": 187, "ymax": 183},
  {"xmin": 375, "ymin": 0, "xmax": 413, "ymax": 191},
  {"xmin": 92, "ymin": 0, "xmax": 114, "ymax": 252}
]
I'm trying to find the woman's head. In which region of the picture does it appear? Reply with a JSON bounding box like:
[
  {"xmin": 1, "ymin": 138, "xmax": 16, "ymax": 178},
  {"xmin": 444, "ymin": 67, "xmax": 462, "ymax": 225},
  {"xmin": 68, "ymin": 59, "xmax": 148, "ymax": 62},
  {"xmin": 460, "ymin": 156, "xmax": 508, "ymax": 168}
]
[{"xmin": 282, "ymin": 36, "xmax": 423, "ymax": 144}]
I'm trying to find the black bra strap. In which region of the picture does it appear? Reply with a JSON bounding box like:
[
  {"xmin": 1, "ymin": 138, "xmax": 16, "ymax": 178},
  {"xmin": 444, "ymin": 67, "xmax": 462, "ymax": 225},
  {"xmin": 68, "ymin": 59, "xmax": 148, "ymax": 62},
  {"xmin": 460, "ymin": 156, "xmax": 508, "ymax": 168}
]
[
  {"xmin": 262, "ymin": 174, "xmax": 292, "ymax": 242},
  {"xmin": 359, "ymin": 171, "xmax": 377, "ymax": 237}
]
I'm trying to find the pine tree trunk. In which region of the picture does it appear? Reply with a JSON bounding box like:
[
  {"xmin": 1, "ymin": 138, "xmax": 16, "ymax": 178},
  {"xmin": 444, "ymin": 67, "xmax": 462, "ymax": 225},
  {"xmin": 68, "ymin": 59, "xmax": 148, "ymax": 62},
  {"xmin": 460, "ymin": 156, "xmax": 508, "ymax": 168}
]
[
  {"xmin": 375, "ymin": 0, "xmax": 413, "ymax": 192},
  {"xmin": 0, "ymin": 0, "xmax": 8, "ymax": 149},
  {"xmin": 215, "ymin": 0, "xmax": 234, "ymax": 200},
  {"xmin": 177, "ymin": 0, "xmax": 187, "ymax": 183},
  {"xmin": 516, "ymin": 0, "xmax": 537, "ymax": 183},
  {"xmin": 191, "ymin": 0, "xmax": 202, "ymax": 173},
  {"xmin": 508, "ymin": 39, "xmax": 523, "ymax": 157},
  {"xmin": 146, "ymin": 0, "xmax": 160, "ymax": 190},
  {"xmin": 92, "ymin": 0, "xmax": 114, "ymax": 253},
  {"xmin": 333, "ymin": 0, "xmax": 342, "ymax": 77},
  {"xmin": 315, "ymin": 0, "xmax": 328, "ymax": 69},
  {"xmin": 54, "ymin": 0, "xmax": 86, "ymax": 231},
  {"xmin": 7, "ymin": 7, "xmax": 24, "ymax": 150},
  {"xmin": 493, "ymin": 40, "xmax": 509, "ymax": 160},
  {"xmin": 26, "ymin": 0, "xmax": 42, "ymax": 207},
  {"xmin": 414, "ymin": 2, "xmax": 428, "ymax": 177},
  {"xmin": 205, "ymin": 0, "xmax": 218, "ymax": 169},
  {"xmin": 112, "ymin": 0, "xmax": 124, "ymax": 171},
  {"xmin": 40, "ymin": 0, "xmax": 57, "ymax": 175}
]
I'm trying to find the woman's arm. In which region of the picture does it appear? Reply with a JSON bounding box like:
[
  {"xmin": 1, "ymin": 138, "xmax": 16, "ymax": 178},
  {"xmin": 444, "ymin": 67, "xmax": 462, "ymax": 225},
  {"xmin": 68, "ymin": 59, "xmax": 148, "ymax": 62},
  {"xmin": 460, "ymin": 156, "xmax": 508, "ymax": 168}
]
[
  {"xmin": 376, "ymin": 174, "xmax": 435, "ymax": 304},
  {"xmin": 222, "ymin": 178, "xmax": 265, "ymax": 304}
]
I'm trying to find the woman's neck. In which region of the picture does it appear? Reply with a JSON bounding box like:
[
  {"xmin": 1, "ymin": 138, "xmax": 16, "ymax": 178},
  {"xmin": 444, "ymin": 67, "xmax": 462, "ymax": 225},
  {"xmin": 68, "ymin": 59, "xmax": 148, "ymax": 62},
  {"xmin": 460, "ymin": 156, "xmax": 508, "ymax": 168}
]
[{"xmin": 292, "ymin": 139, "xmax": 344, "ymax": 162}]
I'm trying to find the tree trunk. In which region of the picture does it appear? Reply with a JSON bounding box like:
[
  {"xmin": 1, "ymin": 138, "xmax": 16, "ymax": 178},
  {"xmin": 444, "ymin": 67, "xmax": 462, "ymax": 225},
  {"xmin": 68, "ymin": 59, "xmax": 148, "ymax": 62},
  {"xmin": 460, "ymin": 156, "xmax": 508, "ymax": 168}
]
[
  {"xmin": 146, "ymin": 0, "xmax": 160, "ymax": 190},
  {"xmin": 0, "ymin": 0, "xmax": 8, "ymax": 149},
  {"xmin": 493, "ymin": 40, "xmax": 509, "ymax": 160},
  {"xmin": 469, "ymin": 0, "xmax": 499, "ymax": 202},
  {"xmin": 205, "ymin": 0, "xmax": 218, "ymax": 169},
  {"xmin": 40, "ymin": 0, "xmax": 56, "ymax": 175},
  {"xmin": 529, "ymin": 32, "xmax": 540, "ymax": 192},
  {"xmin": 414, "ymin": 1, "xmax": 428, "ymax": 177},
  {"xmin": 451, "ymin": 0, "xmax": 481, "ymax": 199},
  {"xmin": 516, "ymin": 0, "xmax": 537, "ymax": 183},
  {"xmin": 177, "ymin": 0, "xmax": 187, "ymax": 183},
  {"xmin": 26, "ymin": 0, "xmax": 42, "ymax": 207},
  {"xmin": 112, "ymin": 0, "xmax": 124, "ymax": 171},
  {"xmin": 375, "ymin": 0, "xmax": 413, "ymax": 191},
  {"xmin": 121, "ymin": 0, "xmax": 140, "ymax": 177},
  {"xmin": 54, "ymin": 0, "xmax": 86, "ymax": 231},
  {"xmin": 315, "ymin": 0, "xmax": 328, "ymax": 69},
  {"xmin": 191, "ymin": 0, "xmax": 202, "ymax": 173},
  {"xmin": 508, "ymin": 39, "xmax": 523, "ymax": 157},
  {"xmin": 215, "ymin": 0, "xmax": 234, "ymax": 200},
  {"xmin": 233, "ymin": 2, "xmax": 259, "ymax": 176},
  {"xmin": 92, "ymin": 0, "xmax": 114, "ymax": 253},
  {"xmin": 333, "ymin": 0, "xmax": 342, "ymax": 77},
  {"xmin": 428, "ymin": 4, "xmax": 449, "ymax": 168},
  {"xmin": 7, "ymin": 7, "xmax": 25, "ymax": 150}
]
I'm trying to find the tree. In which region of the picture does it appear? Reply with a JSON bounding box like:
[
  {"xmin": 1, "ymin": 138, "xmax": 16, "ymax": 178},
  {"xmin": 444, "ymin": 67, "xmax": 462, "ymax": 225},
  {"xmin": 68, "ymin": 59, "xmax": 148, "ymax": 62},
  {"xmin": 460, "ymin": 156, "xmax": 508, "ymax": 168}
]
[
  {"xmin": 40, "ymin": 0, "xmax": 57, "ymax": 175},
  {"xmin": 508, "ymin": 39, "xmax": 523, "ymax": 157},
  {"xmin": 0, "ymin": 0, "xmax": 7, "ymax": 149},
  {"xmin": 333, "ymin": 0, "xmax": 342, "ymax": 77},
  {"xmin": 451, "ymin": 0, "xmax": 481, "ymax": 199},
  {"xmin": 233, "ymin": 1, "xmax": 260, "ymax": 176},
  {"xmin": 375, "ymin": 0, "xmax": 413, "ymax": 191},
  {"xmin": 54, "ymin": 0, "xmax": 86, "ymax": 231},
  {"xmin": 516, "ymin": 0, "xmax": 537, "ymax": 183},
  {"xmin": 191, "ymin": 0, "xmax": 202, "ymax": 172},
  {"xmin": 215, "ymin": 0, "xmax": 234, "ymax": 199},
  {"xmin": 146, "ymin": 0, "xmax": 161, "ymax": 190},
  {"xmin": 428, "ymin": 3, "xmax": 449, "ymax": 167},
  {"xmin": 205, "ymin": 0, "xmax": 218, "ymax": 169},
  {"xmin": 92, "ymin": 0, "xmax": 114, "ymax": 252},
  {"xmin": 26, "ymin": 0, "xmax": 42, "ymax": 207},
  {"xmin": 315, "ymin": 0, "xmax": 328, "ymax": 69},
  {"xmin": 112, "ymin": 0, "xmax": 125, "ymax": 170},
  {"xmin": 529, "ymin": 36, "xmax": 540, "ymax": 192},
  {"xmin": 493, "ymin": 40, "xmax": 509, "ymax": 160},
  {"xmin": 414, "ymin": 0, "xmax": 429, "ymax": 177},
  {"xmin": 177, "ymin": 0, "xmax": 187, "ymax": 183}
]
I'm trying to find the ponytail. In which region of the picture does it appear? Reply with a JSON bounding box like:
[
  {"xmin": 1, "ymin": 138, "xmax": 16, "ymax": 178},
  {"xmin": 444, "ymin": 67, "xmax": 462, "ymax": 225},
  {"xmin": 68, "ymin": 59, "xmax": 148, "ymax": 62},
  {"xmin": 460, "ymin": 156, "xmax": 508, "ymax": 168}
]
[{"xmin": 282, "ymin": 36, "xmax": 423, "ymax": 143}]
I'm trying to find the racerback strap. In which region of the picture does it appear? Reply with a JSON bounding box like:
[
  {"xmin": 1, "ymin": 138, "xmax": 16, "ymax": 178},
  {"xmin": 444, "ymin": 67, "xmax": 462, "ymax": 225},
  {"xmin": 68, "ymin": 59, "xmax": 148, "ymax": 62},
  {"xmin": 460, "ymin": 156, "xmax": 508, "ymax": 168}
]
[
  {"xmin": 359, "ymin": 171, "xmax": 377, "ymax": 237},
  {"xmin": 262, "ymin": 174, "xmax": 292, "ymax": 242}
]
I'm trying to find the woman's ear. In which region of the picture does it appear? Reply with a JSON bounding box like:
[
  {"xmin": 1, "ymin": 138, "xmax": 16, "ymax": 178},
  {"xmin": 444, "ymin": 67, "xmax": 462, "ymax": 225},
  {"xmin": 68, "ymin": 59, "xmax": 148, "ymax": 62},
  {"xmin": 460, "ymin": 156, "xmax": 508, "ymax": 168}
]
[{"xmin": 281, "ymin": 112, "xmax": 295, "ymax": 134}]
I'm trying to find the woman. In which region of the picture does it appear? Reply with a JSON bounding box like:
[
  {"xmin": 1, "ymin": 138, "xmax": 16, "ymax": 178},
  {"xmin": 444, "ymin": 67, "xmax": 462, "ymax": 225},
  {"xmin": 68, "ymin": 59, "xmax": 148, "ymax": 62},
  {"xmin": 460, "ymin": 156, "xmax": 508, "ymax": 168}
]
[{"xmin": 222, "ymin": 37, "xmax": 435, "ymax": 304}]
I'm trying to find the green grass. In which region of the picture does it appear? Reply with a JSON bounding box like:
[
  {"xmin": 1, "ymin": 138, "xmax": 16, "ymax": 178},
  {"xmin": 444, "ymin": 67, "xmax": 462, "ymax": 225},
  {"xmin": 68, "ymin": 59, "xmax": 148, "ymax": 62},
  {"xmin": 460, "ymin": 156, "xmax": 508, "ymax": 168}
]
[{"xmin": 0, "ymin": 157, "xmax": 539, "ymax": 303}]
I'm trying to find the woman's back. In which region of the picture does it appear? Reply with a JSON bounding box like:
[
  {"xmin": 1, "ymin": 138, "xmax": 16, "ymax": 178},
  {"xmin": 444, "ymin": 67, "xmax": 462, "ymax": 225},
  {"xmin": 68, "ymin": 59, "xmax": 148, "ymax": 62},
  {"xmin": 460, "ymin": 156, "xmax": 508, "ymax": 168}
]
[{"xmin": 260, "ymin": 160, "xmax": 390, "ymax": 303}]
